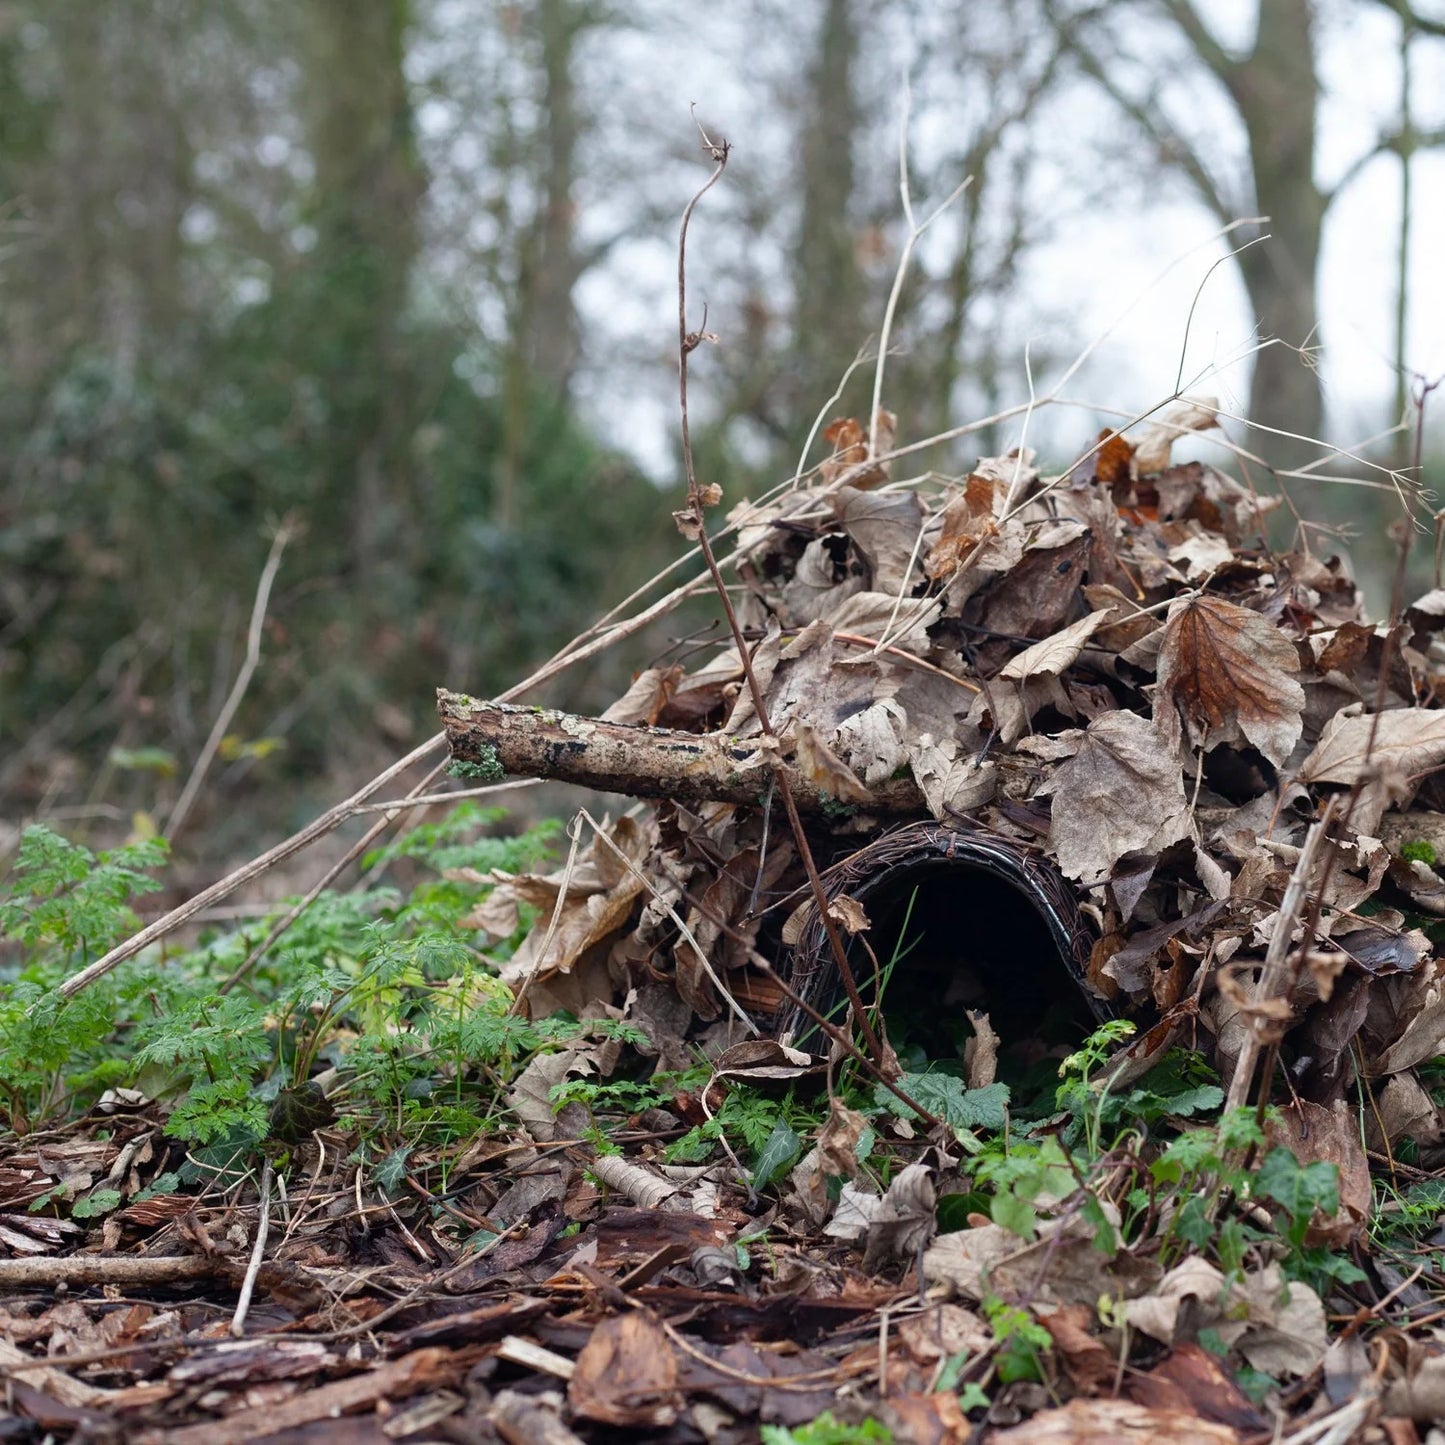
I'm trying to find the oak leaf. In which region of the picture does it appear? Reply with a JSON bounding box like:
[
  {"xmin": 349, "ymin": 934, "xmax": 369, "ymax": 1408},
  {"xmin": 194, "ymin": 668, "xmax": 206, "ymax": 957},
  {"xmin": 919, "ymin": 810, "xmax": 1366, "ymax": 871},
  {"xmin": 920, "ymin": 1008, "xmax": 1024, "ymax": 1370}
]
[{"xmin": 1155, "ymin": 595, "xmax": 1304, "ymax": 766}]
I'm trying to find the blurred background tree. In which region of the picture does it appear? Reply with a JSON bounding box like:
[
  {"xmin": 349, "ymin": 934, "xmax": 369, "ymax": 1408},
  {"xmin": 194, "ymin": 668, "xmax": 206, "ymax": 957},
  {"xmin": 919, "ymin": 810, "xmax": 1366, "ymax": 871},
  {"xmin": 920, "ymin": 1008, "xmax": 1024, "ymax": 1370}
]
[
  {"xmin": 0, "ymin": 0, "xmax": 1440, "ymax": 861},
  {"xmin": 0, "ymin": 0, "xmax": 674, "ymax": 855}
]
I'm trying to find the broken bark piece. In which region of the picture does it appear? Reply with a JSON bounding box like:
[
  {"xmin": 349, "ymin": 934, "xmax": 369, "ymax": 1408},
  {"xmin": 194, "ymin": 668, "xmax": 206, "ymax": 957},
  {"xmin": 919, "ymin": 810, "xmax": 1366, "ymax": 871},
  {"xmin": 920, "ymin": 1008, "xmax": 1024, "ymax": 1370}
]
[{"xmin": 437, "ymin": 690, "xmax": 926, "ymax": 815}]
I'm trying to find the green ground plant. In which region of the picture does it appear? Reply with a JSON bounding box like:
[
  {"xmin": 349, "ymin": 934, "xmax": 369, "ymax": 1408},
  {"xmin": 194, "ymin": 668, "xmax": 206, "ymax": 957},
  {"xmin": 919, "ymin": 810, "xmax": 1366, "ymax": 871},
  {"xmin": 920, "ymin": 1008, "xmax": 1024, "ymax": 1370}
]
[
  {"xmin": 0, "ymin": 809, "xmax": 1380, "ymax": 1375},
  {"xmin": 0, "ymin": 807, "xmax": 573, "ymax": 1187}
]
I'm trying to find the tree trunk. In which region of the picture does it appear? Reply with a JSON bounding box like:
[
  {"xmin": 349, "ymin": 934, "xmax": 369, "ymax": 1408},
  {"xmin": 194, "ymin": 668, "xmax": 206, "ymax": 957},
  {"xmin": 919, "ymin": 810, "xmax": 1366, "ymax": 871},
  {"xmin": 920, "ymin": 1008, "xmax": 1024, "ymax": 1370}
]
[
  {"xmin": 791, "ymin": 0, "xmax": 865, "ymax": 427},
  {"xmin": 499, "ymin": 0, "xmax": 587, "ymax": 527},
  {"xmin": 301, "ymin": 0, "xmax": 425, "ymax": 584},
  {"xmin": 1232, "ymin": 0, "xmax": 1325, "ymax": 470}
]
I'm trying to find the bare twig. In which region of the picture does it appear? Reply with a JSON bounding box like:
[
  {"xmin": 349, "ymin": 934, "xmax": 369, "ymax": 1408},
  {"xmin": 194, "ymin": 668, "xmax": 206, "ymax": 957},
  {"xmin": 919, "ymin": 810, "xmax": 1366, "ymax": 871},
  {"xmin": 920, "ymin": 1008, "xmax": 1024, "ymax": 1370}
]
[
  {"xmin": 508, "ymin": 813, "xmax": 586, "ymax": 1018},
  {"xmin": 1224, "ymin": 798, "xmax": 1337, "ymax": 1113},
  {"xmin": 869, "ymin": 73, "xmax": 972, "ymax": 459},
  {"xmin": 230, "ymin": 1158, "xmax": 274, "ymax": 1337},
  {"xmin": 438, "ymin": 692, "xmax": 925, "ymax": 814},
  {"xmin": 1173, "ymin": 230, "xmax": 1272, "ymax": 397},
  {"xmin": 219, "ymin": 758, "xmax": 449, "ymax": 994},
  {"xmin": 57, "ymin": 732, "xmax": 447, "ymax": 998},
  {"xmin": 0, "ymin": 1254, "xmax": 218, "ymax": 1290},
  {"xmin": 167, "ymin": 520, "xmax": 295, "ymax": 839},
  {"xmin": 674, "ymin": 119, "xmax": 888, "ymax": 1071},
  {"xmin": 681, "ymin": 890, "xmax": 942, "ymax": 1129}
]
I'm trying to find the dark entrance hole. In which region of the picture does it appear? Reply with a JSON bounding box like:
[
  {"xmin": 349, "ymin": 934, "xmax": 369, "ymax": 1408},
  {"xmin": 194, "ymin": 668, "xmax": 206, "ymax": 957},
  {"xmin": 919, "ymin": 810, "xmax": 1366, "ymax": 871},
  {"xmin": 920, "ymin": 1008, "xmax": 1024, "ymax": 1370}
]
[{"xmin": 780, "ymin": 824, "xmax": 1109, "ymax": 1060}]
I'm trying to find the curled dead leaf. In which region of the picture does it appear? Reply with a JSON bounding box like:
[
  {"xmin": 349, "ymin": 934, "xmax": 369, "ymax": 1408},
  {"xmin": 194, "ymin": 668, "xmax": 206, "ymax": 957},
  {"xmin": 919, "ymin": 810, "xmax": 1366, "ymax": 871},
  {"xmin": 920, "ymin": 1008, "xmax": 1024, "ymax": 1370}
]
[
  {"xmin": 827, "ymin": 894, "xmax": 870, "ymax": 934},
  {"xmin": 793, "ymin": 720, "xmax": 873, "ymax": 803}
]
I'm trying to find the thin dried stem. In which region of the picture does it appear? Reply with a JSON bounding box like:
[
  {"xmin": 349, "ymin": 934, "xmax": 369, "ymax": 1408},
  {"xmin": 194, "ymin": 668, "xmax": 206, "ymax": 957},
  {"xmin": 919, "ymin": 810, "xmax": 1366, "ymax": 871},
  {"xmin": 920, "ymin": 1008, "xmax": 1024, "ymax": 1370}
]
[
  {"xmin": 167, "ymin": 519, "xmax": 295, "ymax": 839},
  {"xmin": 230, "ymin": 1158, "xmax": 274, "ymax": 1337},
  {"xmin": 219, "ymin": 758, "xmax": 449, "ymax": 994},
  {"xmin": 674, "ymin": 124, "xmax": 887, "ymax": 1070},
  {"xmin": 868, "ymin": 73, "xmax": 972, "ymax": 460}
]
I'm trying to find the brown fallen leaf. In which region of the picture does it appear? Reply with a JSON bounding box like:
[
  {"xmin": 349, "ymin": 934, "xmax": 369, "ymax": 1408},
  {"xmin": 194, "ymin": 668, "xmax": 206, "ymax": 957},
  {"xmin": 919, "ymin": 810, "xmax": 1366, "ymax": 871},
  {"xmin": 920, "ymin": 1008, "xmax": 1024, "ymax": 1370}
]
[
  {"xmin": 925, "ymin": 471, "xmax": 1003, "ymax": 581},
  {"xmin": 568, "ymin": 1311, "xmax": 681, "ymax": 1428},
  {"xmin": 828, "ymin": 894, "xmax": 871, "ymax": 934},
  {"xmin": 1155, "ymin": 594, "xmax": 1304, "ymax": 766},
  {"xmin": 862, "ymin": 1162, "xmax": 937, "ymax": 1272},
  {"xmin": 1127, "ymin": 1343, "xmax": 1267, "ymax": 1432},
  {"xmin": 1037, "ymin": 1303, "xmax": 1115, "ymax": 1394},
  {"xmin": 1300, "ymin": 707, "xmax": 1445, "ymax": 788},
  {"xmin": 819, "ymin": 411, "xmax": 895, "ymax": 489},
  {"xmin": 712, "ymin": 1038, "xmax": 816, "ymax": 1082},
  {"xmin": 601, "ymin": 665, "xmax": 683, "ymax": 726},
  {"xmin": 793, "ymin": 720, "xmax": 873, "ymax": 803},
  {"xmin": 816, "ymin": 1098, "xmax": 870, "ymax": 1180},
  {"xmin": 1040, "ymin": 711, "xmax": 1192, "ymax": 885},
  {"xmin": 882, "ymin": 1390, "xmax": 972, "ymax": 1444},
  {"xmin": 896, "ymin": 1303, "xmax": 991, "ymax": 1366},
  {"xmin": 964, "ymin": 1009, "xmax": 999, "ymax": 1089},
  {"xmin": 990, "ymin": 1397, "xmax": 1241, "ymax": 1442},
  {"xmin": 1266, "ymin": 1099, "xmax": 1371, "ymax": 1246},
  {"xmin": 1133, "ymin": 397, "xmax": 1220, "ymax": 474},
  {"xmin": 998, "ymin": 608, "xmax": 1111, "ymax": 682}
]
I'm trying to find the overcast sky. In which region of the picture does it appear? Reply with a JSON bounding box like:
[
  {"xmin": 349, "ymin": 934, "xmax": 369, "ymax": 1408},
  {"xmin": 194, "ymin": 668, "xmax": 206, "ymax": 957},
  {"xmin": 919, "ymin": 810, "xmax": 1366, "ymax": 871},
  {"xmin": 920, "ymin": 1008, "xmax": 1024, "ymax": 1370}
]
[{"xmin": 562, "ymin": 2, "xmax": 1445, "ymax": 486}]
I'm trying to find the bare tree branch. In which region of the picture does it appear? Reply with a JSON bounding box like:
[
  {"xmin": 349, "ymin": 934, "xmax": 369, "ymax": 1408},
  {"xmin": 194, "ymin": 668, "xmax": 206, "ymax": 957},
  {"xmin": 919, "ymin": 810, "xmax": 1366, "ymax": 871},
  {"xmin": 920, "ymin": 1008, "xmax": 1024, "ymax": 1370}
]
[
  {"xmin": 1157, "ymin": 0, "xmax": 1239, "ymax": 86},
  {"xmin": 1326, "ymin": 124, "xmax": 1445, "ymax": 209},
  {"xmin": 1372, "ymin": 0, "xmax": 1445, "ymax": 38},
  {"xmin": 1047, "ymin": 0, "xmax": 1238, "ymax": 224}
]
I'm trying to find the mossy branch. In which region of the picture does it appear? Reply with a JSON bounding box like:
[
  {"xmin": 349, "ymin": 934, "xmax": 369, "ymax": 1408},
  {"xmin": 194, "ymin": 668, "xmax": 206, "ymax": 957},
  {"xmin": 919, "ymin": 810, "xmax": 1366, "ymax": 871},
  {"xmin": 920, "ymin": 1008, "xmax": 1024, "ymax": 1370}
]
[{"xmin": 435, "ymin": 690, "xmax": 926, "ymax": 816}]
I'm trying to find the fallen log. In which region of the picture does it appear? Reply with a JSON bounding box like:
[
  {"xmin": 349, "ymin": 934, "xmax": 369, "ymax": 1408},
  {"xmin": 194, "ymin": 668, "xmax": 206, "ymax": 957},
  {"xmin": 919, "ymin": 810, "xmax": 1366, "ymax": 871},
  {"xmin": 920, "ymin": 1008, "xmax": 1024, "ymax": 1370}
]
[{"xmin": 436, "ymin": 689, "xmax": 926, "ymax": 815}]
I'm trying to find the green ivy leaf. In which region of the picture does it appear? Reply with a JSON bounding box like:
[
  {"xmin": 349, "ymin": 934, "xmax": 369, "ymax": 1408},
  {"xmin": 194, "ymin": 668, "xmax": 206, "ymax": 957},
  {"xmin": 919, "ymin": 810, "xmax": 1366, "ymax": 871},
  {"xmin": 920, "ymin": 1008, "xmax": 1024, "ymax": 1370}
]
[{"xmin": 751, "ymin": 1119, "xmax": 803, "ymax": 1192}]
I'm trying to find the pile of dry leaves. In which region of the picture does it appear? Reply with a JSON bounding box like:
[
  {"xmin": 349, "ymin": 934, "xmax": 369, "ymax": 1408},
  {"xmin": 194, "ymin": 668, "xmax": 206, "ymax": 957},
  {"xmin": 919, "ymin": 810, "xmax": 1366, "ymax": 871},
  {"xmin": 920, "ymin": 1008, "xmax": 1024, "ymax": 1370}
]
[
  {"xmin": 8, "ymin": 399, "xmax": 1445, "ymax": 1443},
  {"xmin": 478, "ymin": 399, "xmax": 1445, "ymax": 1128}
]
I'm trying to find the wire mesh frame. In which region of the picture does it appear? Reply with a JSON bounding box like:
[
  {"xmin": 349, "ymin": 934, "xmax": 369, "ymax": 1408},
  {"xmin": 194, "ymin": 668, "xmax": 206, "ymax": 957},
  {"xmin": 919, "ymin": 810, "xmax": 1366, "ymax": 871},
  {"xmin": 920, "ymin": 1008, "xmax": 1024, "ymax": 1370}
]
[{"xmin": 776, "ymin": 819, "xmax": 1112, "ymax": 1044}]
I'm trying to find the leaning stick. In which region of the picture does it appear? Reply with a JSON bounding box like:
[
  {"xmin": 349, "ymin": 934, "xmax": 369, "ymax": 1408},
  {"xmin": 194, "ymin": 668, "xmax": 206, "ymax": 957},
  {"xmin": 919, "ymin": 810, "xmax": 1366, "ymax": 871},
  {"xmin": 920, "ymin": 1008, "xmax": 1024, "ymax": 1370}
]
[{"xmin": 437, "ymin": 691, "xmax": 926, "ymax": 817}]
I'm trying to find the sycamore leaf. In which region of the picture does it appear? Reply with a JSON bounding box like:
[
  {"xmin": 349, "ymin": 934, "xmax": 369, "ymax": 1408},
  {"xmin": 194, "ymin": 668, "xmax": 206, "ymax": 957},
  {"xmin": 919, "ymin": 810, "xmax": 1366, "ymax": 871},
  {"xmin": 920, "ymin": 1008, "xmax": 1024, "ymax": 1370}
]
[
  {"xmin": 1299, "ymin": 708, "xmax": 1445, "ymax": 787},
  {"xmin": 1155, "ymin": 595, "xmax": 1304, "ymax": 766},
  {"xmin": 1041, "ymin": 711, "xmax": 1191, "ymax": 885}
]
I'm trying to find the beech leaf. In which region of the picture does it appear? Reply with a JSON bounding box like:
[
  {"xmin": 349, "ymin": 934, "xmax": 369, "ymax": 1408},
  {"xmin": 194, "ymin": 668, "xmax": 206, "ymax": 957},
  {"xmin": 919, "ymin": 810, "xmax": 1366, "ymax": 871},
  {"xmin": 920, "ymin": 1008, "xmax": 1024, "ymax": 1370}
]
[{"xmin": 998, "ymin": 609, "xmax": 1110, "ymax": 681}]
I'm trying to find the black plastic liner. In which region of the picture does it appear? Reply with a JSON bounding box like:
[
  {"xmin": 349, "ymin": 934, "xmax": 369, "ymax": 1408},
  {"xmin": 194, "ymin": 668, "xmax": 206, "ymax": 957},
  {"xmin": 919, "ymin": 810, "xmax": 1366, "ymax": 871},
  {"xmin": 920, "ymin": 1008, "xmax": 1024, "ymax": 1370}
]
[{"xmin": 778, "ymin": 820, "xmax": 1111, "ymax": 1049}]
